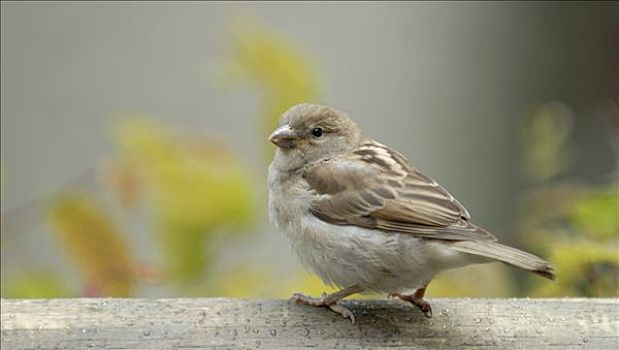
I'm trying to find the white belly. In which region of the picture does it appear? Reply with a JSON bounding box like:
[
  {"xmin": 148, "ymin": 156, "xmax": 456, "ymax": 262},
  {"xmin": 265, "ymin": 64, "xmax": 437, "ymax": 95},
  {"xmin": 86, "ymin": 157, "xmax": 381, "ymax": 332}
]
[
  {"xmin": 288, "ymin": 216, "xmax": 438, "ymax": 293},
  {"xmin": 268, "ymin": 165, "xmax": 472, "ymax": 294}
]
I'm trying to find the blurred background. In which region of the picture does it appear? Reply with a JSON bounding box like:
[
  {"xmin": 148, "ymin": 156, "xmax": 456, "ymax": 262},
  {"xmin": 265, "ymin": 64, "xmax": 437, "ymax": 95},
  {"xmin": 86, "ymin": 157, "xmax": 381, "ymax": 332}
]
[{"xmin": 1, "ymin": 2, "xmax": 617, "ymax": 299}]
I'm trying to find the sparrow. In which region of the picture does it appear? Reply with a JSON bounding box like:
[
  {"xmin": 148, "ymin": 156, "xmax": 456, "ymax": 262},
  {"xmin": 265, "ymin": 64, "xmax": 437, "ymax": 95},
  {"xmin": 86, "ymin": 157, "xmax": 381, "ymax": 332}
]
[{"xmin": 267, "ymin": 103, "xmax": 555, "ymax": 324}]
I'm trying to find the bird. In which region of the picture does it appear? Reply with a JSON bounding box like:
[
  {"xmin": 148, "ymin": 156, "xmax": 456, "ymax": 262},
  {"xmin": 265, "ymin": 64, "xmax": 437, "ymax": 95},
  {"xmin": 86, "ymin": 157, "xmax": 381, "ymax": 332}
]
[{"xmin": 267, "ymin": 103, "xmax": 555, "ymax": 324}]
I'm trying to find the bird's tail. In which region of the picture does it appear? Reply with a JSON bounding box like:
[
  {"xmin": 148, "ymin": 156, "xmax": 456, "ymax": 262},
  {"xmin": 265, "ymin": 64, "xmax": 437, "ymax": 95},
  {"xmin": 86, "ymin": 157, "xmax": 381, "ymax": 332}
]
[{"xmin": 450, "ymin": 240, "xmax": 556, "ymax": 280}]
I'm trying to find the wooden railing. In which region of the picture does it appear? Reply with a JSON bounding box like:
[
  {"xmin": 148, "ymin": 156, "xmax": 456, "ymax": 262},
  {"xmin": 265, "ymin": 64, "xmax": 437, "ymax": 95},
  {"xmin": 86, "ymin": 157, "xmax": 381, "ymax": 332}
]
[{"xmin": 1, "ymin": 298, "xmax": 617, "ymax": 349}]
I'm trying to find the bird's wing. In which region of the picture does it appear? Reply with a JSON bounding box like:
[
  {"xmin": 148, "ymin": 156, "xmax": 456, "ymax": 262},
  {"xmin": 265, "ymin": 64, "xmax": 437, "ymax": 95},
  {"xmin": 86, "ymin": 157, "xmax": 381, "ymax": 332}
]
[{"xmin": 304, "ymin": 140, "xmax": 497, "ymax": 241}]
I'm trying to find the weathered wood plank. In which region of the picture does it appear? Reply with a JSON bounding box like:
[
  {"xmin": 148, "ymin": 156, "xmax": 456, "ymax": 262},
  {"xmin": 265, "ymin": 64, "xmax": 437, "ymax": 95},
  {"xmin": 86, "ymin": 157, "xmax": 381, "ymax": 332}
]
[{"xmin": 1, "ymin": 298, "xmax": 617, "ymax": 349}]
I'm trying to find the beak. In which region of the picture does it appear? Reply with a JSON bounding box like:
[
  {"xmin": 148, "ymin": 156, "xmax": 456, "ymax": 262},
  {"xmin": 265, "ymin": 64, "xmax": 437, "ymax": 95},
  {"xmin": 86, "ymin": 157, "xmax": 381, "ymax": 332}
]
[{"xmin": 269, "ymin": 124, "xmax": 298, "ymax": 149}]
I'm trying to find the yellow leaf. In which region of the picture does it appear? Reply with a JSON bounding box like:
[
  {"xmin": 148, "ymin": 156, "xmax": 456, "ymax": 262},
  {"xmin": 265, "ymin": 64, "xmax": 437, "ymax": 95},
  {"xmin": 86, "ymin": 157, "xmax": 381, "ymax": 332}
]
[
  {"xmin": 111, "ymin": 117, "xmax": 255, "ymax": 281},
  {"xmin": 47, "ymin": 192, "xmax": 137, "ymax": 296},
  {"xmin": 223, "ymin": 15, "xmax": 321, "ymax": 152}
]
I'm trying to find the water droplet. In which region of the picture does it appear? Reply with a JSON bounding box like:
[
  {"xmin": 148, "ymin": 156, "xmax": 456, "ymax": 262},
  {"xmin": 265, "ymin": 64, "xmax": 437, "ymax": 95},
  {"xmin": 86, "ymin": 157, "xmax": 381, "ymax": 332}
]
[
  {"xmin": 255, "ymin": 340, "xmax": 261, "ymax": 347},
  {"xmin": 252, "ymin": 328, "xmax": 260, "ymax": 334},
  {"xmin": 304, "ymin": 328, "xmax": 310, "ymax": 337},
  {"xmin": 474, "ymin": 318, "xmax": 482, "ymax": 324},
  {"xmin": 232, "ymin": 329, "xmax": 238, "ymax": 337},
  {"xmin": 405, "ymin": 317, "xmax": 412, "ymax": 322},
  {"xmin": 81, "ymin": 329, "xmax": 87, "ymax": 333},
  {"xmin": 143, "ymin": 330, "xmax": 151, "ymax": 336},
  {"xmin": 87, "ymin": 343, "xmax": 95, "ymax": 348},
  {"xmin": 548, "ymin": 317, "xmax": 555, "ymax": 322},
  {"xmin": 583, "ymin": 337, "xmax": 589, "ymax": 344},
  {"xmin": 269, "ymin": 329, "xmax": 277, "ymax": 337}
]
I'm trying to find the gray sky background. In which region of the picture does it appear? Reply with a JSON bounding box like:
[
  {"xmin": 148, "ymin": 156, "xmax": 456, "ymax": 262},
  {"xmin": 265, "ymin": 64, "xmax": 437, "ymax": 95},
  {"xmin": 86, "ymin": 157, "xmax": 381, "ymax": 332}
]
[{"xmin": 1, "ymin": 2, "xmax": 617, "ymax": 295}]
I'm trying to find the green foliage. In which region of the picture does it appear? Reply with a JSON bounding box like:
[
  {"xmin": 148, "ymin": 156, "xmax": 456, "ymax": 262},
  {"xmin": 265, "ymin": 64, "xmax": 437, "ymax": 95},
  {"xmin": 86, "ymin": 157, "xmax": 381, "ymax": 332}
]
[
  {"xmin": 570, "ymin": 189, "xmax": 619, "ymax": 240},
  {"xmin": 2, "ymin": 272, "xmax": 72, "ymax": 298},
  {"xmin": 110, "ymin": 117, "xmax": 255, "ymax": 283},
  {"xmin": 533, "ymin": 240, "xmax": 618, "ymax": 297},
  {"xmin": 518, "ymin": 102, "xmax": 618, "ymax": 297},
  {"xmin": 429, "ymin": 264, "xmax": 512, "ymax": 298}
]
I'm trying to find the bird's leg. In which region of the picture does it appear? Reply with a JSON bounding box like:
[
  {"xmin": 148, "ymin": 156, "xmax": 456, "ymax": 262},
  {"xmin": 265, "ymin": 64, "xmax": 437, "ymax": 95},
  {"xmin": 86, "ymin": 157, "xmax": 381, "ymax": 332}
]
[
  {"xmin": 292, "ymin": 285, "xmax": 362, "ymax": 324},
  {"xmin": 389, "ymin": 283, "xmax": 433, "ymax": 318}
]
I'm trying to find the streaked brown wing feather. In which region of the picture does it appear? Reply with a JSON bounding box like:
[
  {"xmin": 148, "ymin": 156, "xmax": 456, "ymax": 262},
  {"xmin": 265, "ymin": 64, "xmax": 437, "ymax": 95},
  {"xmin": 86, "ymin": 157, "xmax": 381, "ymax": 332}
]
[{"xmin": 305, "ymin": 140, "xmax": 496, "ymax": 241}]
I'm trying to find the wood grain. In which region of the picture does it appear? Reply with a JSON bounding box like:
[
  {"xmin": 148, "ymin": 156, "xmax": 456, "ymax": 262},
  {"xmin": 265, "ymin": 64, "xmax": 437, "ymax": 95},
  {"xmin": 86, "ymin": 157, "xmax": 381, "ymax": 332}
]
[{"xmin": 1, "ymin": 298, "xmax": 617, "ymax": 349}]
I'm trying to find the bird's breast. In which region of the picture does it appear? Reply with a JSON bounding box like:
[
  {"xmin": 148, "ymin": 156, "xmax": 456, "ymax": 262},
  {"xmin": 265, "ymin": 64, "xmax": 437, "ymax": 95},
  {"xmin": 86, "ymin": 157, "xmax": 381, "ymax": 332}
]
[{"xmin": 267, "ymin": 165, "xmax": 314, "ymax": 231}]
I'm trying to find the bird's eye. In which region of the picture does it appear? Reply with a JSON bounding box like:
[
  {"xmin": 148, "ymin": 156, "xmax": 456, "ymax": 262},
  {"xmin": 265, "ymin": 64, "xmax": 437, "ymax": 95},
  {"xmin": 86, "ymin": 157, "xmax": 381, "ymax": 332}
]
[{"xmin": 311, "ymin": 127, "xmax": 323, "ymax": 138}]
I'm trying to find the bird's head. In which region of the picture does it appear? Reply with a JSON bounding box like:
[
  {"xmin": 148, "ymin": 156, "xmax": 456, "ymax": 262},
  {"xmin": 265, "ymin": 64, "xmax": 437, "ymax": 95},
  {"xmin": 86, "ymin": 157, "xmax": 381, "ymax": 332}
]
[{"xmin": 269, "ymin": 103, "xmax": 362, "ymax": 171}]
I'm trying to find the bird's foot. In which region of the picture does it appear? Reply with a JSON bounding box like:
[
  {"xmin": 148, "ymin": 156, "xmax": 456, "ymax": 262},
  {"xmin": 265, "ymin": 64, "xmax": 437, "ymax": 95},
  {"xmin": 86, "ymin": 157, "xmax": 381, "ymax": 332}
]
[
  {"xmin": 291, "ymin": 292, "xmax": 356, "ymax": 324},
  {"xmin": 389, "ymin": 292, "xmax": 433, "ymax": 318},
  {"xmin": 292, "ymin": 292, "xmax": 328, "ymax": 306},
  {"xmin": 327, "ymin": 303, "xmax": 355, "ymax": 324}
]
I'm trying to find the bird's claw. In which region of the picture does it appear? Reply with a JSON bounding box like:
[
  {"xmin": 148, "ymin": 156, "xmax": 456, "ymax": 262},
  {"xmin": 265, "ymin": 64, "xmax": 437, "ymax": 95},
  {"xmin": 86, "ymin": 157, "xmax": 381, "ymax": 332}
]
[
  {"xmin": 329, "ymin": 303, "xmax": 356, "ymax": 324},
  {"xmin": 389, "ymin": 292, "xmax": 433, "ymax": 318},
  {"xmin": 415, "ymin": 300, "xmax": 433, "ymax": 318},
  {"xmin": 291, "ymin": 292, "xmax": 356, "ymax": 324}
]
